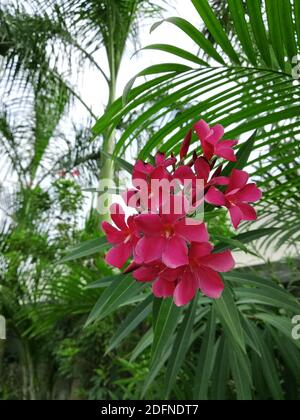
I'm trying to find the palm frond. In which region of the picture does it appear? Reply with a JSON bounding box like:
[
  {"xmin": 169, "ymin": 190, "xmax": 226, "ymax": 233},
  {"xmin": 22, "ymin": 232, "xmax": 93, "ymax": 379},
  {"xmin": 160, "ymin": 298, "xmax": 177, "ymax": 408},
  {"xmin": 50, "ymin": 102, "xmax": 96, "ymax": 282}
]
[{"xmin": 93, "ymin": 0, "xmax": 300, "ymax": 248}]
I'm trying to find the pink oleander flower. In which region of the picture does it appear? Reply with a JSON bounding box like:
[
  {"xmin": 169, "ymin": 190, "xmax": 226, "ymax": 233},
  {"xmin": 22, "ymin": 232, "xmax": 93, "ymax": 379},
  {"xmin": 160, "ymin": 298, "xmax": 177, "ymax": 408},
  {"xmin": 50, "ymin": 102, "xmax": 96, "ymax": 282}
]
[
  {"xmin": 101, "ymin": 118, "xmax": 262, "ymax": 307},
  {"xmin": 194, "ymin": 120, "xmax": 238, "ymax": 162},
  {"xmin": 102, "ymin": 204, "xmax": 139, "ymax": 269},
  {"xmin": 134, "ymin": 196, "xmax": 209, "ymax": 269},
  {"xmin": 133, "ymin": 152, "xmax": 175, "ymax": 183},
  {"xmin": 132, "ymin": 242, "xmax": 235, "ymax": 306},
  {"xmin": 179, "ymin": 120, "xmax": 238, "ymax": 162},
  {"xmin": 155, "ymin": 151, "xmax": 177, "ymax": 169},
  {"xmin": 174, "ymin": 157, "xmax": 229, "ymax": 204},
  {"xmin": 125, "ymin": 152, "xmax": 176, "ymax": 211},
  {"xmin": 205, "ymin": 169, "xmax": 262, "ymax": 229}
]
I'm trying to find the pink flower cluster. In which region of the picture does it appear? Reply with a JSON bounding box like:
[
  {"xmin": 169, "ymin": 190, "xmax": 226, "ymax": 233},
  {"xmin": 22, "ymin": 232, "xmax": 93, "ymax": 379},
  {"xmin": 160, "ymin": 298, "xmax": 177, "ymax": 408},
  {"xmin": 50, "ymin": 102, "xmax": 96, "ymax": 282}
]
[{"xmin": 102, "ymin": 120, "xmax": 262, "ymax": 306}]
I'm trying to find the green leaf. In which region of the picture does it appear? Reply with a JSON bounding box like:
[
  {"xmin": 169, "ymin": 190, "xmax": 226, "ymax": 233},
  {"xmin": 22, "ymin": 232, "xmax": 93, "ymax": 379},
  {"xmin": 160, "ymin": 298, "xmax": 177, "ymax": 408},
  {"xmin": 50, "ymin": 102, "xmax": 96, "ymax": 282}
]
[
  {"xmin": 143, "ymin": 299, "xmax": 181, "ymax": 394},
  {"xmin": 86, "ymin": 275, "xmax": 145, "ymax": 325},
  {"xmin": 130, "ymin": 328, "xmax": 153, "ymax": 362},
  {"xmin": 214, "ymin": 287, "xmax": 246, "ymax": 353},
  {"xmin": 214, "ymin": 228, "xmax": 279, "ymax": 253},
  {"xmin": 142, "ymin": 335, "xmax": 176, "ymax": 397},
  {"xmin": 193, "ymin": 307, "xmax": 217, "ymax": 400},
  {"xmin": 123, "ymin": 63, "xmax": 192, "ymax": 104},
  {"xmin": 222, "ymin": 130, "xmax": 257, "ymax": 176},
  {"xmin": 213, "ymin": 235, "xmax": 257, "ymax": 256},
  {"xmin": 191, "ymin": 0, "xmax": 240, "ymax": 64},
  {"xmin": 86, "ymin": 275, "xmax": 123, "ymax": 289},
  {"xmin": 227, "ymin": 0, "xmax": 257, "ymax": 65},
  {"xmin": 59, "ymin": 237, "xmax": 108, "ymax": 263},
  {"xmin": 265, "ymin": 0, "xmax": 287, "ymax": 70},
  {"xmin": 226, "ymin": 272, "xmax": 300, "ymax": 314},
  {"xmin": 245, "ymin": 0, "xmax": 272, "ymax": 66},
  {"xmin": 255, "ymin": 330, "xmax": 284, "ymax": 400},
  {"xmin": 229, "ymin": 340, "xmax": 253, "ymax": 400},
  {"xmin": 210, "ymin": 335, "xmax": 230, "ymax": 400},
  {"xmin": 151, "ymin": 298, "xmax": 181, "ymax": 366},
  {"xmin": 140, "ymin": 44, "xmax": 208, "ymax": 66},
  {"xmin": 151, "ymin": 17, "xmax": 225, "ymax": 64},
  {"xmin": 236, "ymin": 288, "xmax": 300, "ymax": 314},
  {"xmin": 106, "ymin": 295, "xmax": 153, "ymax": 353},
  {"xmin": 255, "ymin": 314, "xmax": 300, "ymax": 349},
  {"xmin": 164, "ymin": 296, "xmax": 198, "ymax": 398},
  {"xmin": 152, "ymin": 297, "xmax": 163, "ymax": 331},
  {"xmin": 295, "ymin": 0, "xmax": 300, "ymax": 50},
  {"xmin": 102, "ymin": 150, "xmax": 133, "ymax": 174},
  {"xmin": 91, "ymin": 73, "xmax": 175, "ymax": 136},
  {"xmin": 268, "ymin": 327, "xmax": 300, "ymax": 384},
  {"xmin": 241, "ymin": 318, "xmax": 262, "ymax": 357},
  {"xmin": 279, "ymin": 0, "xmax": 297, "ymax": 62}
]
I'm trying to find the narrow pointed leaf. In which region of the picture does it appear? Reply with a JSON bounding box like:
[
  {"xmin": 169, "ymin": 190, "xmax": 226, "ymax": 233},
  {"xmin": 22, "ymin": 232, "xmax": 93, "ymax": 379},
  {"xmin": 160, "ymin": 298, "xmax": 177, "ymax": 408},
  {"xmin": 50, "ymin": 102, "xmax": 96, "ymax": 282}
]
[
  {"xmin": 86, "ymin": 275, "xmax": 145, "ymax": 325},
  {"xmin": 165, "ymin": 296, "xmax": 198, "ymax": 398},
  {"xmin": 228, "ymin": 0, "xmax": 257, "ymax": 65},
  {"xmin": 193, "ymin": 308, "xmax": 217, "ymax": 400},
  {"xmin": 191, "ymin": 0, "xmax": 240, "ymax": 64},
  {"xmin": 214, "ymin": 287, "xmax": 246, "ymax": 353},
  {"xmin": 246, "ymin": 0, "xmax": 272, "ymax": 66},
  {"xmin": 59, "ymin": 237, "xmax": 108, "ymax": 263},
  {"xmin": 107, "ymin": 295, "xmax": 153, "ymax": 353},
  {"xmin": 151, "ymin": 17, "xmax": 225, "ymax": 64}
]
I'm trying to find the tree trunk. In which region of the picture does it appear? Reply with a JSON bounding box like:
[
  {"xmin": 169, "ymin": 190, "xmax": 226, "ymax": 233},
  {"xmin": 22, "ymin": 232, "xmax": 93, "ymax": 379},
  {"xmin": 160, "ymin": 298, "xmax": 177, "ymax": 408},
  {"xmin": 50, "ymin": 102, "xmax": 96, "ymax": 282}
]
[
  {"xmin": 20, "ymin": 339, "xmax": 37, "ymax": 400},
  {"xmin": 97, "ymin": 73, "xmax": 117, "ymax": 221},
  {"xmin": 0, "ymin": 339, "xmax": 5, "ymax": 394}
]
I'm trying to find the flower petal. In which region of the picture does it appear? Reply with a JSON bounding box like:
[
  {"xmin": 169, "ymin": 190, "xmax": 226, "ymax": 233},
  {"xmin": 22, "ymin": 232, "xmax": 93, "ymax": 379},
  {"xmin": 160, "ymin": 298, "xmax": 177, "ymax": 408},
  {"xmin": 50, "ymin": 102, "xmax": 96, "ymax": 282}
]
[
  {"xmin": 235, "ymin": 184, "xmax": 262, "ymax": 203},
  {"xmin": 189, "ymin": 242, "xmax": 214, "ymax": 259},
  {"xmin": 133, "ymin": 265, "xmax": 161, "ymax": 282},
  {"xmin": 173, "ymin": 165, "xmax": 195, "ymax": 184},
  {"xmin": 150, "ymin": 165, "xmax": 170, "ymax": 181},
  {"xmin": 229, "ymin": 205, "xmax": 244, "ymax": 229},
  {"xmin": 210, "ymin": 176, "xmax": 229, "ymax": 186},
  {"xmin": 110, "ymin": 203, "xmax": 127, "ymax": 230},
  {"xmin": 173, "ymin": 270, "xmax": 197, "ymax": 306},
  {"xmin": 105, "ymin": 242, "xmax": 132, "ymax": 269},
  {"xmin": 155, "ymin": 152, "xmax": 167, "ymax": 167},
  {"xmin": 227, "ymin": 169, "xmax": 249, "ymax": 192},
  {"xmin": 175, "ymin": 219, "xmax": 209, "ymax": 243},
  {"xmin": 135, "ymin": 236, "xmax": 165, "ymax": 264},
  {"xmin": 201, "ymin": 250, "xmax": 235, "ymax": 272},
  {"xmin": 160, "ymin": 266, "xmax": 184, "ymax": 282},
  {"xmin": 194, "ymin": 157, "xmax": 210, "ymax": 183},
  {"xmin": 194, "ymin": 120, "xmax": 212, "ymax": 140},
  {"xmin": 207, "ymin": 124, "xmax": 224, "ymax": 145},
  {"xmin": 133, "ymin": 160, "xmax": 154, "ymax": 176},
  {"xmin": 205, "ymin": 187, "xmax": 227, "ymax": 206},
  {"xmin": 201, "ymin": 140, "xmax": 215, "ymax": 161},
  {"xmin": 124, "ymin": 261, "xmax": 140, "ymax": 274},
  {"xmin": 196, "ymin": 267, "xmax": 224, "ymax": 299},
  {"xmin": 127, "ymin": 215, "xmax": 137, "ymax": 233},
  {"xmin": 162, "ymin": 236, "xmax": 188, "ymax": 269},
  {"xmin": 161, "ymin": 194, "xmax": 188, "ymax": 223},
  {"xmin": 215, "ymin": 140, "xmax": 238, "ymax": 162},
  {"xmin": 134, "ymin": 214, "xmax": 163, "ymax": 236},
  {"xmin": 238, "ymin": 202, "xmax": 257, "ymax": 221},
  {"xmin": 153, "ymin": 277, "xmax": 176, "ymax": 298},
  {"xmin": 102, "ymin": 221, "xmax": 125, "ymax": 245}
]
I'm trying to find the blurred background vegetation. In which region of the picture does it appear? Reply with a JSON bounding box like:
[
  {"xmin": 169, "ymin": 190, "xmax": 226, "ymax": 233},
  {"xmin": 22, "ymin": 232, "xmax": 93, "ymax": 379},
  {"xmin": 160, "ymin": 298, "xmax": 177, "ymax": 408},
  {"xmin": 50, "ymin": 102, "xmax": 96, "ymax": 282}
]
[{"xmin": 0, "ymin": 0, "xmax": 299, "ymax": 400}]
